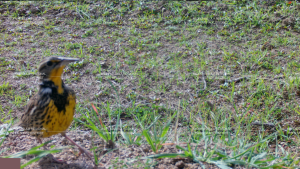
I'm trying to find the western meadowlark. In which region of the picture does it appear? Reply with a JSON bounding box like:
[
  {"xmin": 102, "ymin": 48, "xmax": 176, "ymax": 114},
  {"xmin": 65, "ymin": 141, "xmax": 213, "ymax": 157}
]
[{"xmin": 15, "ymin": 57, "xmax": 93, "ymax": 162}]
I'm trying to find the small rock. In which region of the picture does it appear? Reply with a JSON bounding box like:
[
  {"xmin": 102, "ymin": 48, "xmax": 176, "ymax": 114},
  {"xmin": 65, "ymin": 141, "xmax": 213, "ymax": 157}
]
[
  {"xmin": 162, "ymin": 158, "xmax": 172, "ymax": 164},
  {"xmin": 84, "ymin": 134, "xmax": 90, "ymax": 140},
  {"xmin": 205, "ymin": 100, "xmax": 215, "ymax": 111},
  {"xmin": 100, "ymin": 61, "xmax": 108, "ymax": 68},
  {"xmin": 30, "ymin": 6, "xmax": 40, "ymax": 14},
  {"xmin": 261, "ymin": 42, "xmax": 274, "ymax": 50},
  {"xmin": 105, "ymin": 140, "xmax": 116, "ymax": 149},
  {"xmin": 175, "ymin": 161, "xmax": 185, "ymax": 168},
  {"xmin": 142, "ymin": 147, "xmax": 150, "ymax": 153},
  {"xmin": 282, "ymin": 17, "xmax": 295, "ymax": 26},
  {"xmin": 157, "ymin": 164, "xmax": 168, "ymax": 169}
]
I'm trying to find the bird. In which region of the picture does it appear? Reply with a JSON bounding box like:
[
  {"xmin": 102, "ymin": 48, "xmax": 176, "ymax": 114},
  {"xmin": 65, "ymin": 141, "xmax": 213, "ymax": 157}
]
[{"xmin": 14, "ymin": 57, "xmax": 93, "ymax": 163}]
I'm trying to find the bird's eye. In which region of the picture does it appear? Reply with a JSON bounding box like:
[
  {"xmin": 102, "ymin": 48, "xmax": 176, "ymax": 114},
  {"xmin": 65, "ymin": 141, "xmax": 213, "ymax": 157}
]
[{"xmin": 47, "ymin": 61, "xmax": 53, "ymax": 66}]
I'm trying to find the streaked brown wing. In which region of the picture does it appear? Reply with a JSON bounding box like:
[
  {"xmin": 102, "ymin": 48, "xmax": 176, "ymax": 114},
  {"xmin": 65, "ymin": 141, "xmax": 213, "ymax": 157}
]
[{"xmin": 17, "ymin": 88, "xmax": 52, "ymax": 134}]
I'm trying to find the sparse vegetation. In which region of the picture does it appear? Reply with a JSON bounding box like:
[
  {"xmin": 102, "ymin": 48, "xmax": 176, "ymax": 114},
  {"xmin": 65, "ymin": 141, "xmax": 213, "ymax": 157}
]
[{"xmin": 1, "ymin": 0, "xmax": 300, "ymax": 168}]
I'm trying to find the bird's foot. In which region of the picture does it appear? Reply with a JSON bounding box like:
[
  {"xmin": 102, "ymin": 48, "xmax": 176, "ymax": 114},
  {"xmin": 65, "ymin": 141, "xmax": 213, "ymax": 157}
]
[
  {"xmin": 78, "ymin": 147, "xmax": 94, "ymax": 160},
  {"xmin": 63, "ymin": 134, "xmax": 94, "ymax": 161}
]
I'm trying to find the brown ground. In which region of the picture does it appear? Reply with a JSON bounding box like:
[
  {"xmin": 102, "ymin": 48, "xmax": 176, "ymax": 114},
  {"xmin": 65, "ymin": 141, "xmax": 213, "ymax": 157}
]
[
  {"xmin": 0, "ymin": 3, "xmax": 223, "ymax": 168},
  {"xmin": 1, "ymin": 1, "xmax": 300, "ymax": 168},
  {"xmin": 3, "ymin": 130, "xmax": 220, "ymax": 169}
]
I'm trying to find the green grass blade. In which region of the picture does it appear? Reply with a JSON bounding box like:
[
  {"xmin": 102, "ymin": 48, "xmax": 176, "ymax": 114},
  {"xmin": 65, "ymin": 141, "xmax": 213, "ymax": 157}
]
[
  {"xmin": 4, "ymin": 148, "xmax": 65, "ymax": 158},
  {"xmin": 120, "ymin": 120, "xmax": 132, "ymax": 145},
  {"xmin": 145, "ymin": 153, "xmax": 185, "ymax": 159},
  {"xmin": 21, "ymin": 156, "xmax": 41, "ymax": 169},
  {"xmin": 145, "ymin": 116, "xmax": 161, "ymax": 130},
  {"xmin": 142, "ymin": 130, "xmax": 156, "ymax": 153},
  {"xmin": 160, "ymin": 122, "xmax": 170, "ymax": 139}
]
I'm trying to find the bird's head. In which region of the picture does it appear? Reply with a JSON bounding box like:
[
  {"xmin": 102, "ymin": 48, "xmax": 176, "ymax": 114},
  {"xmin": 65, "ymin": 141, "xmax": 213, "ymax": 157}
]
[{"xmin": 38, "ymin": 57, "xmax": 79, "ymax": 92}]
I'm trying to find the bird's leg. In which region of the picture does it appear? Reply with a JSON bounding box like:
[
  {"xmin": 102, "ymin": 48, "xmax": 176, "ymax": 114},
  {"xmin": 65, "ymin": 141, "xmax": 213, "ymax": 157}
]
[
  {"xmin": 37, "ymin": 138, "xmax": 66, "ymax": 164},
  {"xmin": 61, "ymin": 133, "xmax": 94, "ymax": 161}
]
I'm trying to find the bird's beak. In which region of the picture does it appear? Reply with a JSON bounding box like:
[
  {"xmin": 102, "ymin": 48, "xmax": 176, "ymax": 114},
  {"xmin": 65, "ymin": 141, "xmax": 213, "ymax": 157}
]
[{"xmin": 58, "ymin": 57, "xmax": 80, "ymax": 66}]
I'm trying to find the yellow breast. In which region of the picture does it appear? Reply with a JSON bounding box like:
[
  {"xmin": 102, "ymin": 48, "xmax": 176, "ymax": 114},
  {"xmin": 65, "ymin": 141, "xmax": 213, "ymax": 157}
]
[{"xmin": 41, "ymin": 93, "xmax": 76, "ymax": 138}]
